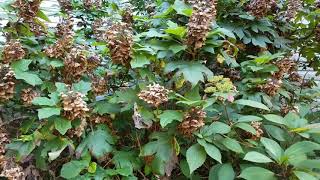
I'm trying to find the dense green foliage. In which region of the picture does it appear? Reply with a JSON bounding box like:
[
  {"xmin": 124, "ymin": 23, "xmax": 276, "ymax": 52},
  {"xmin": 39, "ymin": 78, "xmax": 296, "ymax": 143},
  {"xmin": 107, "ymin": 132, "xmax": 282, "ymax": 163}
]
[{"xmin": 0, "ymin": 0, "xmax": 320, "ymax": 179}]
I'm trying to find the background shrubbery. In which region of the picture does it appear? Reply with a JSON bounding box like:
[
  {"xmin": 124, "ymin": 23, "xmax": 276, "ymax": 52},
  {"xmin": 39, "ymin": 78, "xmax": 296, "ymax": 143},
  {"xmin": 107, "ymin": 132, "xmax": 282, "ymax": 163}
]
[{"xmin": 0, "ymin": 0, "xmax": 320, "ymax": 179}]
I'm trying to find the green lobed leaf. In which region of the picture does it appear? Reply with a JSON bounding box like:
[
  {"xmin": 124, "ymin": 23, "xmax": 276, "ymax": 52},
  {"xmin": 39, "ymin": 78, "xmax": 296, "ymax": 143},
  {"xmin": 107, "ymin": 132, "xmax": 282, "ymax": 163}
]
[
  {"xmin": 159, "ymin": 110, "xmax": 183, "ymax": 128},
  {"xmin": 32, "ymin": 97, "xmax": 56, "ymax": 106},
  {"xmin": 37, "ymin": 108, "xmax": 61, "ymax": 119},
  {"xmin": 60, "ymin": 160, "xmax": 89, "ymax": 179},
  {"xmin": 72, "ymin": 80, "xmax": 92, "ymax": 95},
  {"xmin": 54, "ymin": 117, "xmax": 72, "ymax": 135}
]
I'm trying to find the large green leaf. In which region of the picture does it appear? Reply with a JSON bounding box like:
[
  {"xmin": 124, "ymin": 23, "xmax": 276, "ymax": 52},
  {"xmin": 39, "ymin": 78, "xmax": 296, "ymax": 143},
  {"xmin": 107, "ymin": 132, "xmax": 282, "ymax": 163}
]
[
  {"xmin": 60, "ymin": 160, "xmax": 89, "ymax": 179},
  {"xmin": 198, "ymin": 139, "xmax": 221, "ymax": 163},
  {"xmin": 243, "ymin": 151, "xmax": 273, "ymax": 163},
  {"xmin": 186, "ymin": 143, "xmax": 206, "ymax": 174},
  {"xmin": 37, "ymin": 107, "xmax": 61, "ymax": 119},
  {"xmin": 221, "ymin": 137, "xmax": 243, "ymax": 154},
  {"xmin": 140, "ymin": 133, "xmax": 175, "ymax": 175},
  {"xmin": 15, "ymin": 71, "xmax": 43, "ymax": 86},
  {"xmin": 263, "ymin": 114, "xmax": 285, "ymax": 125},
  {"xmin": 209, "ymin": 163, "xmax": 235, "ymax": 180},
  {"xmin": 54, "ymin": 117, "xmax": 72, "ymax": 135},
  {"xmin": 234, "ymin": 99, "xmax": 270, "ymax": 111},
  {"xmin": 239, "ymin": 167, "xmax": 276, "ymax": 180},
  {"xmin": 172, "ymin": 0, "xmax": 192, "ymax": 16},
  {"xmin": 294, "ymin": 171, "xmax": 318, "ymax": 180},
  {"xmin": 159, "ymin": 110, "xmax": 183, "ymax": 127},
  {"xmin": 32, "ymin": 97, "xmax": 56, "ymax": 106},
  {"xmin": 164, "ymin": 61, "xmax": 213, "ymax": 86},
  {"xmin": 76, "ymin": 125, "xmax": 115, "ymax": 158},
  {"xmin": 131, "ymin": 54, "xmax": 150, "ymax": 68},
  {"xmin": 72, "ymin": 81, "xmax": 92, "ymax": 95},
  {"xmin": 284, "ymin": 141, "xmax": 320, "ymax": 158},
  {"xmin": 260, "ymin": 137, "xmax": 283, "ymax": 162}
]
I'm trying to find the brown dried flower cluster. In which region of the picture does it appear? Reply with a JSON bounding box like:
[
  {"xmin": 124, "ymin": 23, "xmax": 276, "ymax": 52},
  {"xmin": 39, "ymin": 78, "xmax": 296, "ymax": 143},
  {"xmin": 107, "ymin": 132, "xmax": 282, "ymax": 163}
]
[
  {"xmin": 258, "ymin": 58, "xmax": 298, "ymax": 96},
  {"xmin": 316, "ymin": 24, "xmax": 320, "ymax": 41},
  {"xmin": 247, "ymin": 0, "xmax": 276, "ymax": 19},
  {"xmin": 72, "ymin": 118, "xmax": 88, "ymax": 137},
  {"xmin": 281, "ymin": 104, "xmax": 299, "ymax": 115},
  {"xmin": 87, "ymin": 55, "xmax": 101, "ymax": 72},
  {"xmin": 61, "ymin": 91, "xmax": 89, "ymax": 121},
  {"xmin": 21, "ymin": 88, "xmax": 39, "ymax": 106},
  {"xmin": 44, "ymin": 34, "xmax": 74, "ymax": 59},
  {"xmin": 91, "ymin": 76, "xmax": 108, "ymax": 95},
  {"xmin": 284, "ymin": 0, "xmax": 302, "ymax": 21},
  {"xmin": 186, "ymin": 0, "xmax": 217, "ymax": 52},
  {"xmin": 250, "ymin": 121, "xmax": 264, "ymax": 140},
  {"xmin": 55, "ymin": 19, "xmax": 74, "ymax": 38},
  {"xmin": 92, "ymin": 19, "xmax": 105, "ymax": 41},
  {"xmin": 257, "ymin": 78, "xmax": 282, "ymax": 96},
  {"xmin": 62, "ymin": 48, "xmax": 88, "ymax": 83},
  {"xmin": 273, "ymin": 58, "xmax": 297, "ymax": 79},
  {"xmin": 12, "ymin": 0, "xmax": 41, "ymax": 21},
  {"xmin": 58, "ymin": 0, "xmax": 73, "ymax": 12},
  {"xmin": 178, "ymin": 107, "xmax": 206, "ymax": 136},
  {"xmin": 0, "ymin": 65, "xmax": 15, "ymax": 102},
  {"xmin": 105, "ymin": 23, "xmax": 133, "ymax": 67},
  {"xmin": 122, "ymin": 9, "xmax": 134, "ymax": 25},
  {"xmin": 2, "ymin": 40, "xmax": 25, "ymax": 64},
  {"xmin": 138, "ymin": 84, "xmax": 169, "ymax": 107},
  {"xmin": 0, "ymin": 128, "xmax": 24, "ymax": 180},
  {"xmin": 83, "ymin": 0, "xmax": 102, "ymax": 9}
]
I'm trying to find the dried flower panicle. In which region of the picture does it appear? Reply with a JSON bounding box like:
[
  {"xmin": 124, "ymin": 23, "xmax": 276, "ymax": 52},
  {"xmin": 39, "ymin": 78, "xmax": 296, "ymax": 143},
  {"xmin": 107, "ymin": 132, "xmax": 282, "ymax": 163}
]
[
  {"xmin": 0, "ymin": 128, "xmax": 24, "ymax": 180},
  {"xmin": 247, "ymin": 0, "xmax": 276, "ymax": 18},
  {"xmin": 12, "ymin": 0, "xmax": 41, "ymax": 21},
  {"xmin": 45, "ymin": 34, "xmax": 74, "ymax": 59},
  {"xmin": 61, "ymin": 91, "xmax": 89, "ymax": 121},
  {"xmin": 250, "ymin": 121, "xmax": 264, "ymax": 140},
  {"xmin": 83, "ymin": 0, "xmax": 102, "ymax": 9},
  {"xmin": 105, "ymin": 23, "xmax": 133, "ymax": 67},
  {"xmin": 73, "ymin": 118, "xmax": 87, "ymax": 137},
  {"xmin": 258, "ymin": 58, "xmax": 298, "ymax": 96},
  {"xmin": 284, "ymin": 0, "xmax": 302, "ymax": 21},
  {"xmin": 122, "ymin": 9, "xmax": 134, "ymax": 25},
  {"xmin": 0, "ymin": 65, "xmax": 15, "ymax": 102},
  {"xmin": 178, "ymin": 107, "xmax": 206, "ymax": 136},
  {"xmin": 91, "ymin": 76, "xmax": 108, "ymax": 95},
  {"xmin": 274, "ymin": 58, "xmax": 297, "ymax": 80},
  {"xmin": 58, "ymin": 0, "xmax": 73, "ymax": 12},
  {"xmin": 21, "ymin": 88, "xmax": 39, "ymax": 106},
  {"xmin": 62, "ymin": 48, "xmax": 88, "ymax": 83},
  {"xmin": 55, "ymin": 19, "xmax": 74, "ymax": 38},
  {"xmin": 316, "ymin": 24, "xmax": 320, "ymax": 41},
  {"xmin": 257, "ymin": 78, "xmax": 282, "ymax": 96},
  {"xmin": 186, "ymin": 0, "xmax": 217, "ymax": 52},
  {"xmin": 138, "ymin": 84, "xmax": 169, "ymax": 107},
  {"xmin": 87, "ymin": 55, "xmax": 101, "ymax": 72},
  {"xmin": 2, "ymin": 40, "xmax": 25, "ymax": 64},
  {"xmin": 289, "ymin": 72, "xmax": 302, "ymax": 83}
]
